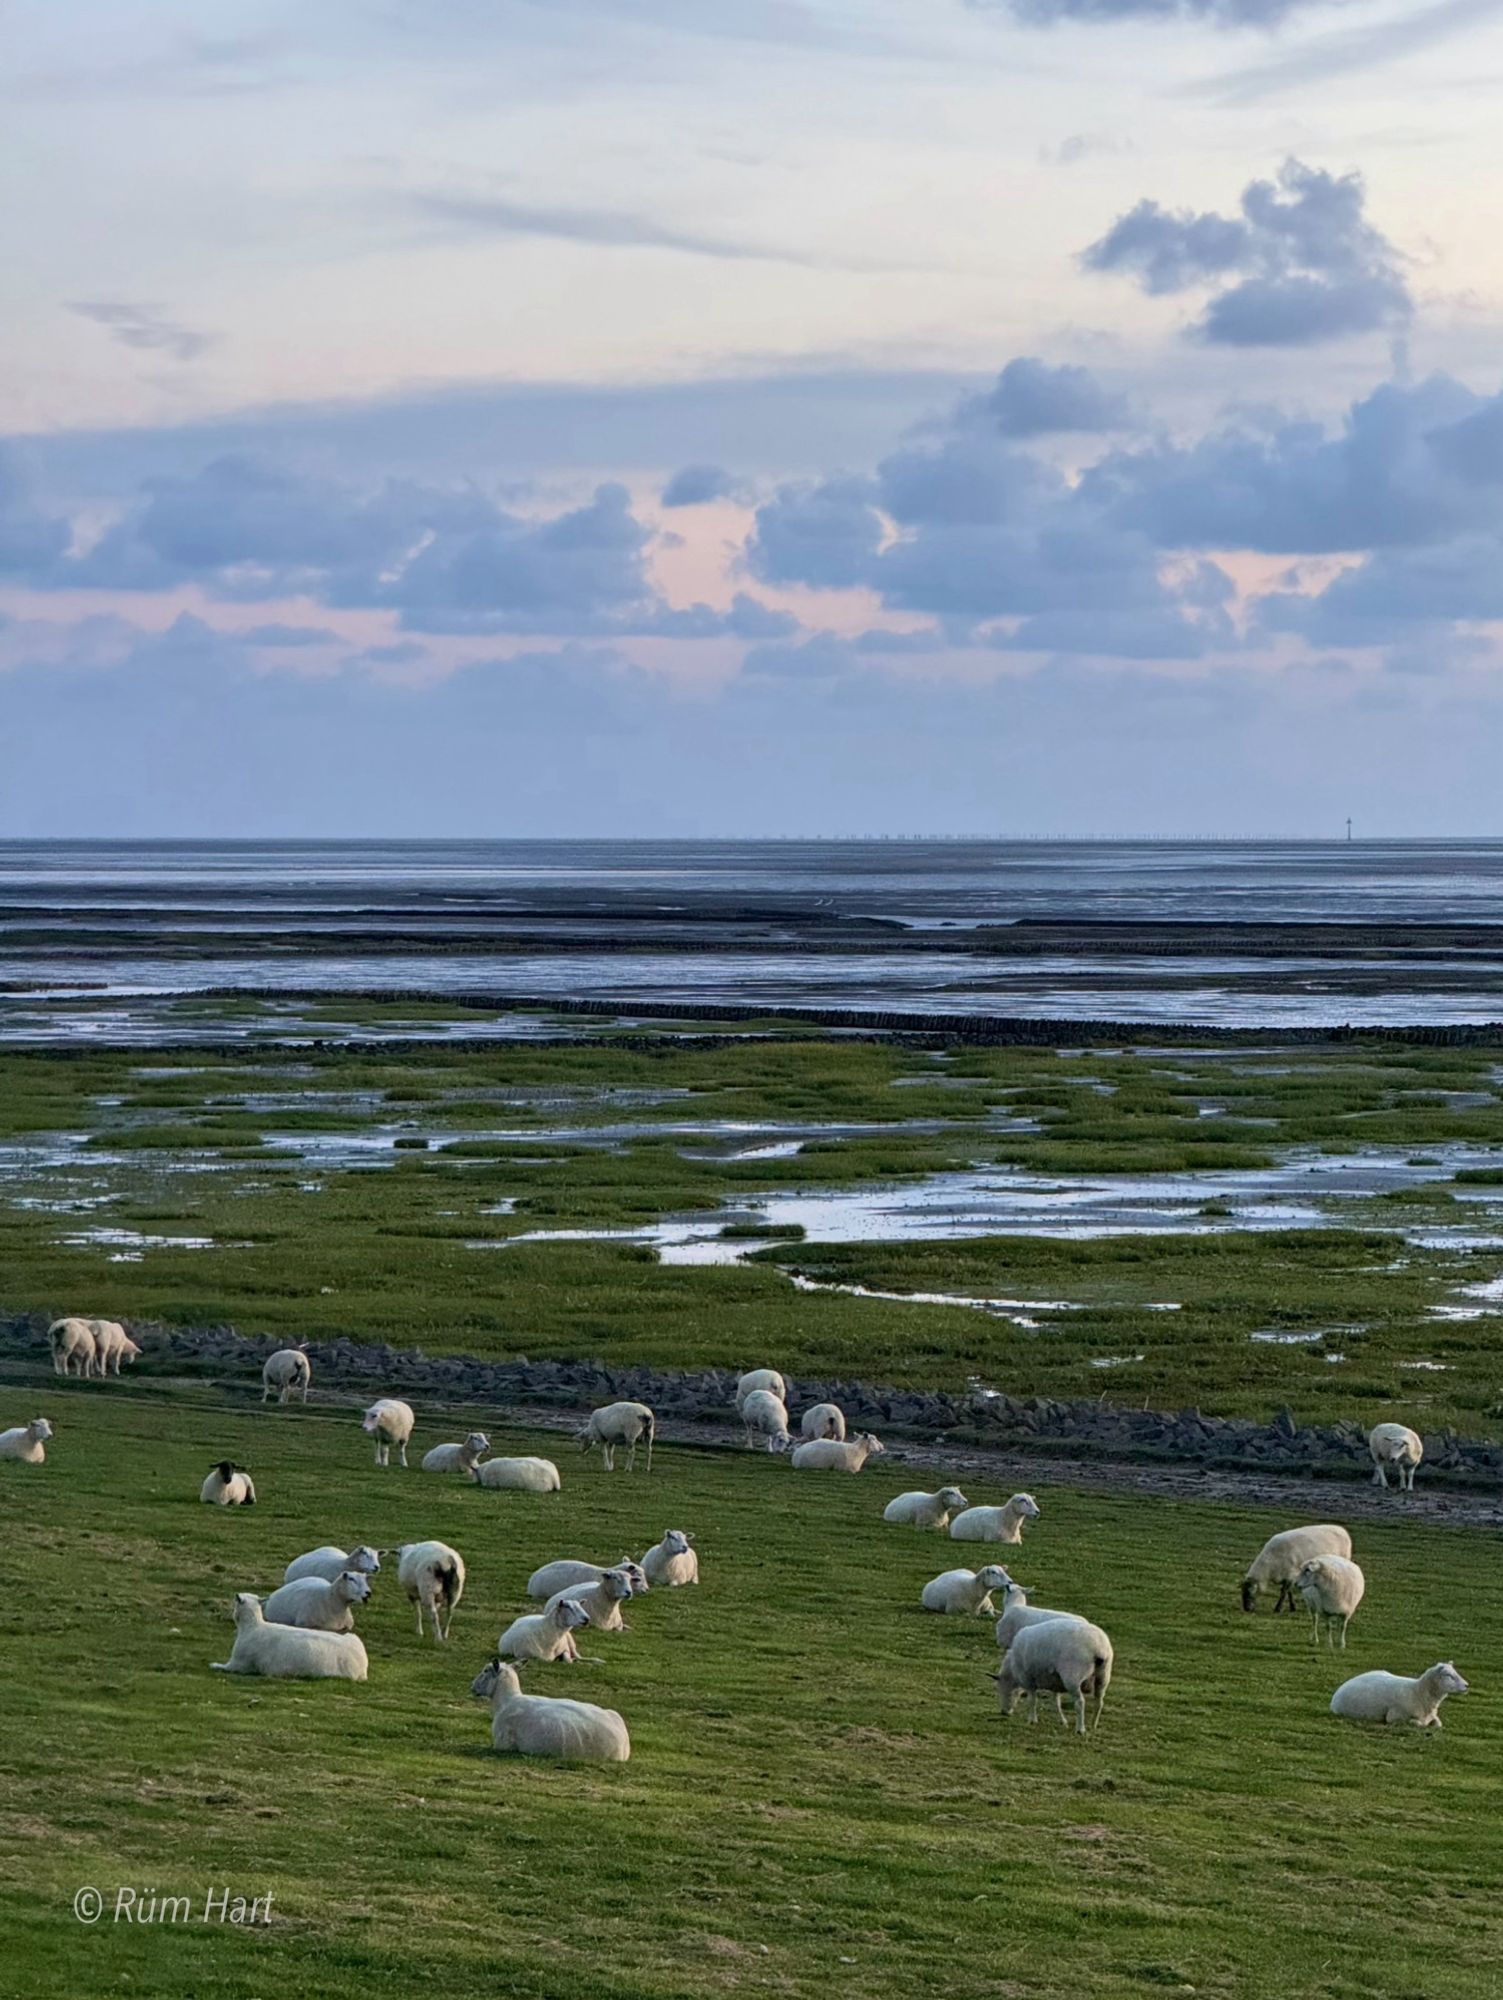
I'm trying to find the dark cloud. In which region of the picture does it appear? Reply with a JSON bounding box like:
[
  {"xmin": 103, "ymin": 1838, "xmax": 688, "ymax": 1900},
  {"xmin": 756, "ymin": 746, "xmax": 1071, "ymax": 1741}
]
[
  {"xmin": 745, "ymin": 475, "xmax": 883, "ymax": 589},
  {"xmin": 982, "ymin": 358, "xmax": 1133, "ymax": 437},
  {"xmin": 67, "ymin": 301, "xmax": 216, "ymax": 364},
  {"xmin": 661, "ymin": 464, "xmax": 738, "ymax": 508},
  {"xmin": 0, "ymin": 449, "xmax": 73, "ymax": 575}
]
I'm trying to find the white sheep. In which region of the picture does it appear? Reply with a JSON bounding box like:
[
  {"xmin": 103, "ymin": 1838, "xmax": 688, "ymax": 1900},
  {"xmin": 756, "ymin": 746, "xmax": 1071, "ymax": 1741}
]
[
  {"xmin": 397, "ymin": 1540, "xmax": 466, "ymax": 1642},
  {"xmin": 1331, "ymin": 1662, "xmax": 1469, "ymax": 1728},
  {"xmin": 497, "ymin": 1595, "xmax": 594, "ymax": 1664},
  {"xmin": 283, "ymin": 1544, "xmax": 382, "ymax": 1586},
  {"xmin": 262, "ymin": 1348, "xmax": 311, "ymax": 1404},
  {"xmin": 91, "ymin": 1320, "xmax": 141, "ymax": 1375},
  {"xmin": 994, "ymin": 1616, "xmax": 1114, "ymax": 1736},
  {"xmin": 1296, "ymin": 1555, "xmax": 1366, "ymax": 1649},
  {"xmin": 736, "ymin": 1368, "xmax": 786, "ymax": 1411},
  {"xmin": 641, "ymin": 1529, "xmax": 698, "ymax": 1588},
  {"xmin": 544, "ymin": 1566, "xmax": 636, "ymax": 1634},
  {"xmin": 921, "ymin": 1564, "xmax": 1014, "ymax": 1617},
  {"xmin": 471, "ymin": 1657, "xmax": 630, "ymax": 1761},
  {"xmin": 1369, "ymin": 1422, "xmax": 1424, "ymax": 1492},
  {"xmin": 577, "ymin": 1400, "xmax": 655, "ymax": 1473},
  {"xmin": 1242, "ymin": 1524, "xmax": 1352, "ymax": 1613},
  {"xmin": 789, "ymin": 1432, "xmax": 885, "ymax": 1473},
  {"xmin": 993, "ymin": 1584, "xmax": 1088, "ymax": 1658},
  {"xmin": 741, "ymin": 1388, "xmax": 792, "ymax": 1453},
  {"xmin": 526, "ymin": 1556, "xmax": 650, "ymax": 1601},
  {"xmin": 47, "ymin": 1318, "xmax": 96, "ymax": 1378},
  {"xmin": 471, "ymin": 1456, "xmax": 561, "ymax": 1492},
  {"xmin": 884, "ymin": 1487, "xmax": 969, "ymax": 1531},
  {"xmin": 948, "ymin": 1495, "xmax": 1040, "ymax": 1544},
  {"xmin": 800, "ymin": 1401, "xmax": 846, "ymax": 1441},
  {"xmin": 200, "ymin": 1460, "xmax": 257, "ymax": 1506},
  {"xmin": 211, "ymin": 1593, "xmax": 368, "ymax": 1681},
  {"xmin": 0, "ymin": 1417, "xmax": 53, "ymax": 1464},
  {"xmin": 262, "ymin": 1570, "xmax": 372, "ymax": 1633},
  {"xmin": 422, "ymin": 1431, "xmax": 491, "ymax": 1475},
  {"xmin": 363, "ymin": 1398, "xmax": 416, "ymax": 1467}
]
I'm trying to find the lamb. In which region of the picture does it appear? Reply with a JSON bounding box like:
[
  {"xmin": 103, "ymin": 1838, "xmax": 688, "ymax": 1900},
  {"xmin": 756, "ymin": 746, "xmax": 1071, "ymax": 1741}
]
[
  {"xmin": 526, "ymin": 1556, "xmax": 650, "ymax": 1601},
  {"xmin": 498, "ymin": 1595, "xmax": 594, "ymax": 1664},
  {"xmin": 736, "ymin": 1368, "xmax": 786, "ymax": 1411},
  {"xmin": 921, "ymin": 1564, "xmax": 1014, "ymax": 1617},
  {"xmin": 994, "ymin": 1616, "xmax": 1114, "ymax": 1736},
  {"xmin": 1330, "ymin": 1662, "xmax": 1469, "ymax": 1728},
  {"xmin": 262, "ymin": 1569, "xmax": 372, "ymax": 1634},
  {"xmin": 993, "ymin": 1584, "xmax": 1088, "ymax": 1657},
  {"xmin": 261, "ymin": 1348, "xmax": 311, "ymax": 1405},
  {"xmin": 641, "ymin": 1529, "xmax": 698, "ymax": 1588},
  {"xmin": 283, "ymin": 1544, "xmax": 382, "ymax": 1586},
  {"xmin": 1241, "ymin": 1524, "xmax": 1353, "ymax": 1613},
  {"xmin": 741, "ymin": 1388, "xmax": 792, "ymax": 1453},
  {"xmin": 576, "ymin": 1400, "xmax": 654, "ymax": 1473},
  {"xmin": 471, "ymin": 1456, "xmax": 561, "ymax": 1492},
  {"xmin": 200, "ymin": 1460, "xmax": 256, "ymax": 1506},
  {"xmin": 211, "ymin": 1593, "xmax": 367, "ymax": 1681},
  {"xmin": 397, "ymin": 1540, "xmax": 466, "ymax": 1642},
  {"xmin": 884, "ymin": 1487, "xmax": 969, "ymax": 1531},
  {"xmin": 1369, "ymin": 1422, "xmax": 1424, "ymax": 1492},
  {"xmin": 47, "ymin": 1318, "xmax": 96, "ymax": 1378},
  {"xmin": 800, "ymin": 1402, "xmax": 846, "ymax": 1441},
  {"xmin": 544, "ymin": 1566, "xmax": 636, "ymax": 1634},
  {"xmin": 363, "ymin": 1398, "xmax": 416, "ymax": 1467},
  {"xmin": 0, "ymin": 1417, "xmax": 53, "ymax": 1464},
  {"xmin": 948, "ymin": 1495, "xmax": 1040, "ymax": 1544},
  {"xmin": 422, "ymin": 1431, "xmax": 491, "ymax": 1475},
  {"xmin": 1296, "ymin": 1555, "xmax": 1366, "ymax": 1649},
  {"xmin": 90, "ymin": 1320, "xmax": 141, "ymax": 1375},
  {"xmin": 471, "ymin": 1656, "xmax": 630, "ymax": 1761},
  {"xmin": 789, "ymin": 1432, "xmax": 885, "ymax": 1473}
]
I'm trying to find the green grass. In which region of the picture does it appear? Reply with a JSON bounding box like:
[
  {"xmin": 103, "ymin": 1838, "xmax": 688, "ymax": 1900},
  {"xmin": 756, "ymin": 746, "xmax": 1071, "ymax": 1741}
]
[{"xmin": 2, "ymin": 1380, "xmax": 1500, "ymax": 1998}]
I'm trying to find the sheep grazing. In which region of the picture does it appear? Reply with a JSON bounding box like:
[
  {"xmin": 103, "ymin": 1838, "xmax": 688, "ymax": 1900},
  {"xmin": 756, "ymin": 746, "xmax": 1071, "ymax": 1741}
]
[
  {"xmin": 47, "ymin": 1318, "xmax": 96, "ymax": 1379},
  {"xmin": 1330, "ymin": 1662, "xmax": 1469, "ymax": 1728},
  {"xmin": 789, "ymin": 1432, "xmax": 885, "ymax": 1474},
  {"xmin": 884, "ymin": 1487, "xmax": 969, "ymax": 1532},
  {"xmin": 200, "ymin": 1460, "xmax": 256, "ymax": 1506},
  {"xmin": 641, "ymin": 1529, "xmax": 698, "ymax": 1588},
  {"xmin": 363, "ymin": 1398, "xmax": 416, "ymax": 1468},
  {"xmin": 1296, "ymin": 1555, "xmax": 1366, "ymax": 1649},
  {"xmin": 1369, "ymin": 1422, "xmax": 1424, "ymax": 1492},
  {"xmin": 283, "ymin": 1544, "xmax": 381, "ymax": 1586},
  {"xmin": 90, "ymin": 1320, "xmax": 141, "ymax": 1375},
  {"xmin": 921, "ymin": 1564, "xmax": 1014, "ymax": 1617},
  {"xmin": 736, "ymin": 1368, "xmax": 786, "ymax": 1411},
  {"xmin": 948, "ymin": 1495, "xmax": 1040, "ymax": 1545},
  {"xmin": 471, "ymin": 1456, "xmax": 561, "ymax": 1492},
  {"xmin": 211, "ymin": 1593, "xmax": 368, "ymax": 1681},
  {"xmin": 471, "ymin": 1657, "xmax": 630, "ymax": 1762},
  {"xmin": 0, "ymin": 1417, "xmax": 54, "ymax": 1464},
  {"xmin": 1241, "ymin": 1524, "xmax": 1352, "ymax": 1613},
  {"xmin": 741, "ymin": 1389, "xmax": 792, "ymax": 1453},
  {"xmin": 993, "ymin": 1584, "xmax": 1087, "ymax": 1657},
  {"xmin": 422, "ymin": 1431, "xmax": 491, "ymax": 1475},
  {"xmin": 994, "ymin": 1616, "xmax": 1114, "ymax": 1736},
  {"xmin": 397, "ymin": 1540, "xmax": 466, "ymax": 1642},
  {"xmin": 544, "ymin": 1566, "xmax": 636, "ymax": 1634},
  {"xmin": 526, "ymin": 1556, "xmax": 649, "ymax": 1601},
  {"xmin": 261, "ymin": 1348, "xmax": 311, "ymax": 1405},
  {"xmin": 262, "ymin": 1569, "xmax": 372, "ymax": 1634},
  {"xmin": 498, "ymin": 1595, "xmax": 593, "ymax": 1664},
  {"xmin": 800, "ymin": 1401, "xmax": 846, "ymax": 1442},
  {"xmin": 577, "ymin": 1400, "xmax": 655, "ymax": 1473}
]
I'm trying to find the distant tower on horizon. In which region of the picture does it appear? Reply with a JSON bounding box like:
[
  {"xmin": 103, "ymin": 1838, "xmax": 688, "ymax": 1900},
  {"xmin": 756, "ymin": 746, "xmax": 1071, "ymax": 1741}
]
[{"xmin": 1345, "ymin": 817, "xmax": 1353, "ymax": 841}]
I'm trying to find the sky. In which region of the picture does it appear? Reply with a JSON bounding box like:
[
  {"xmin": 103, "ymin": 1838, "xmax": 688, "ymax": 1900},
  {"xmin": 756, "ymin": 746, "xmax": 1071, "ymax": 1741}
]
[{"xmin": 6, "ymin": 0, "xmax": 1503, "ymax": 836}]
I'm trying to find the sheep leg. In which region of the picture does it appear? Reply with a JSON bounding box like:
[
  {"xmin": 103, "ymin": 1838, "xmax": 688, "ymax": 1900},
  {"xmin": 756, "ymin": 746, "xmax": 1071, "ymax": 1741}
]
[
  {"xmin": 1339, "ymin": 1618, "xmax": 1348, "ymax": 1649},
  {"xmin": 1372, "ymin": 1463, "xmax": 1388, "ymax": 1488},
  {"xmin": 627, "ymin": 1437, "xmax": 638, "ymax": 1472},
  {"xmin": 601, "ymin": 1442, "xmax": 615, "ymax": 1472},
  {"xmin": 398, "ymin": 1441, "xmax": 409, "ymax": 1467},
  {"xmin": 1072, "ymin": 1687, "xmax": 1087, "ymax": 1736},
  {"xmin": 413, "ymin": 1600, "xmax": 425, "ymax": 1637}
]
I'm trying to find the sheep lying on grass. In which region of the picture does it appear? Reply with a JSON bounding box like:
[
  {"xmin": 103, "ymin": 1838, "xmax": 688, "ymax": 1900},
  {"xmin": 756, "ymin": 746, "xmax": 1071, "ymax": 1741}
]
[
  {"xmin": 577, "ymin": 1401, "xmax": 655, "ymax": 1473},
  {"xmin": 790, "ymin": 1433, "xmax": 884, "ymax": 1473},
  {"xmin": 527, "ymin": 1556, "xmax": 650, "ymax": 1600},
  {"xmin": 283, "ymin": 1545, "xmax": 381, "ymax": 1586},
  {"xmin": 641, "ymin": 1529, "xmax": 698, "ymax": 1588},
  {"xmin": 471, "ymin": 1657, "xmax": 630, "ymax": 1761},
  {"xmin": 948, "ymin": 1495, "xmax": 1040, "ymax": 1544},
  {"xmin": 363, "ymin": 1399, "xmax": 416, "ymax": 1468},
  {"xmin": 1369, "ymin": 1423, "xmax": 1424, "ymax": 1492},
  {"xmin": 1331, "ymin": 1663, "xmax": 1468, "ymax": 1727},
  {"xmin": 422, "ymin": 1431, "xmax": 490, "ymax": 1475},
  {"xmin": 0, "ymin": 1417, "xmax": 53, "ymax": 1464},
  {"xmin": 736, "ymin": 1369, "xmax": 786, "ymax": 1410},
  {"xmin": 472, "ymin": 1456, "xmax": 561, "ymax": 1492},
  {"xmin": 800, "ymin": 1402, "xmax": 846, "ymax": 1441},
  {"xmin": 921, "ymin": 1564, "xmax": 1014, "ymax": 1617},
  {"xmin": 1242, "ymin": 1525, "xmax": 1352, "ymax": 1613},
  {"xmin": 544, "ymin": 1566, "xmax": 636, "ymax": 1634},
  {"xmin": 397, "ymin": 1541, "xmax": 466, "ymax": 1642},
  {"xmin": 261, "ymin": 1348, "xmax": 311, "ymax": 1404},
  {"xmin": 263, "ymin": 1569, "xmax": 372, "ymax": 1633},
  {"xmin": 994, "ymin": 1616, "xmax": 1113, "ymax": 1736},
  {"xmin": 884, "ymin": 1487, "xmax": 968, "ymax": 1531},
  {"xmin": 741, "ymin": 1389, "xmax": 792, "ymax": 1453},
  {"xmin": 200, "ymin": 1460, "xmax": 256, "ymax": 1506},
  {"xmin": 91, "ymin": 1321, "xmax": 141, "ymax": 1375},
  {"xmin": 1296, "ymin": 1556, "xmax": 1366, "ymax": 1649},
  {"xmin": 212, "ymin": 1593, "xmax": 367, "ymax": 1681},
  {"xmin": 498, "ymin": 1595, "xmax": 594, "ymax": 1664},
  {"xmin": 47, "ymin": 1319, "xmax": 95, "ymax": 1378}
]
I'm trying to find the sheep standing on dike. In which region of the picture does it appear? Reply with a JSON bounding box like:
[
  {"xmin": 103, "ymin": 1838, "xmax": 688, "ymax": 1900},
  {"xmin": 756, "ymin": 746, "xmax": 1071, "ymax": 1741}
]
[
  {"xmin": 885, "ymin": 1487, "xmax": 969, "ymax": 1531},
  {"xmin": 398, "ymin": 1540, "xmax": 466, "ymax": 1642},
  {"xmin": 498, "ymin": 1595, "xmax": 594, "ymax": 1664},
  {"xmin": 1331, "ymin": 1662, "xmax": 1469, "ymax": 1727},
  {"xmin": 0, "ymin": 1417, "xmax": 53, "ymax": 1464},
  {"xmin": 800, "ymin": 1402, "xmax": 846, "ymax": 1441},
  {"xmin": 1242, "ymin": 1525, "xmax": 1352, "ymax": 1613},
  {"xmin": 471, "ymin": 1657, "xmax": 630, "ymax": 1762},
  {"xmin": 641, "ymin": 1529, "xmax": 698, "ymax": 1588},
  {"xmin": 422, "ymin": 1431, "xmax": 490, "ymax": 1475},
  {"xmin": 994, "ymin": 1616, "xmax": 1114, "ymax": 1736},
  {"xmin": 741, "ymin": 1389, "xmax": 792, "ymax": 1453},
  {"xmin": 90, "ymin": 1321, "xmax": 141, "ymax": 1375},
  {"xmin": 948, "ymin": 1495, "xmax": 1040, "ymax": 1544},
  {"xmin": 262, "ymin": 1348, "xmax": 311, "ymax": 1405},
  {"xmin": 263, "ymin": 1569, "xmax": 372, "ymax": 1634},
  {"xmin": 47, "ymin": 1319, "xmax": 96, "ymax": 1378},
  {"xmin": 544, "ymin": 1566, "xmax": 636, "ymax": 1634},
  {"xmin": 1296, "ymin": 1555, "xmax": 1366, "ymax": 1649},
  {"xmin": 921, "ymin": 1564, "xmax": 1014, "ymax": 1617},
  {"xmin": 790, "ymin": 1433, "xmax": 884, "ymax": 1473},
  {"xmin": 201, "ymin": 1460, "xmax": 256, "ymax": 1506},
  {"xmin": 527, "ymin": 1556, "xmax": 650, "ymax": 1600},
  {"xmin": 577, "ymin": 1401, "xmax": 655, "ymax": 1473},
  {"xmin": 736, "ymin": 1369, "xmax": 786, "ymax": 1410},
  {"xmin": 212, "ymin": 1594, "xmax": 368, "ymax": 1681},
  {"xmin": 994, "ymin": 1585, "xmax": 1089, "ymax": 1657},
  {"xmin": 284, "ymin": 1545, "xmax": 381, "ymax": 1586},
  {"xmin": 363, "ymin": 1398, "xmax": 416, "ymax": 1468},
  {"xmin": 472, "ymin": 1455, "xmax": 561, "ymax": 1492},
  {"xmin": 1369, "ymin": 1423, "xmax": 1424, "ymax": 1492}
]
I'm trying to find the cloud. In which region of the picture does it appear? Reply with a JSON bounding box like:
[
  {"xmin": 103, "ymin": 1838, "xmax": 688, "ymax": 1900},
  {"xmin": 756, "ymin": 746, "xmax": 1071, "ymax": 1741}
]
[
  {"xmin": 1082, "ymin": 160, "xmax": 1411, "ymax": 346},
  {"xmin": 242, "ymin": 622, "xmax": 341, "ymax": 648},
  {"xmin": 67, "ymin": 301, "xmax": 216, "ymax": 363},
  {"xmin": 661, "ymin": 463, "xmax": 739, "ymax": 508},
  {"xmin": 981, "ymin": 357, "xmax": 1133, "ymax": 437},
  {"xmin": 0, "ymin": 449, "xmax": 73, "ymax": 575},
  {"xmin": 968, "ymin": 0, "xmax": 1335, "ymax": 25},
  {"xmin": 1189, "ymin": 0, "xmax": 1503, "ymax": 105}
]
